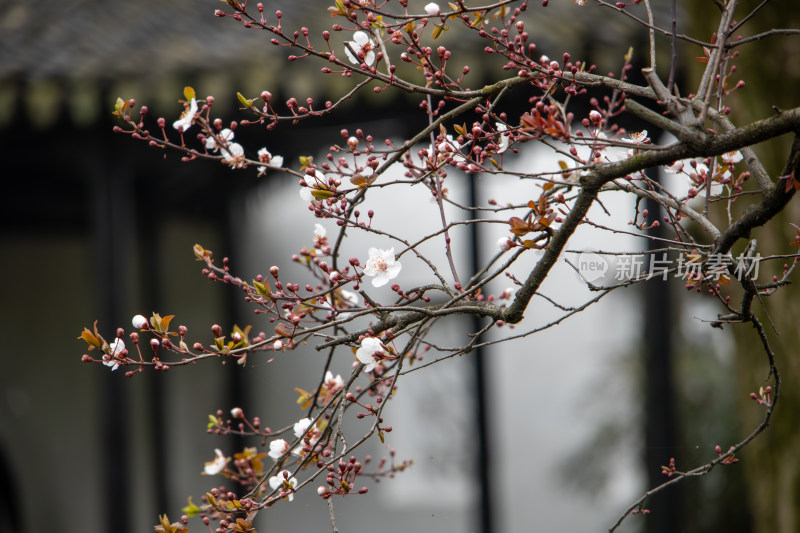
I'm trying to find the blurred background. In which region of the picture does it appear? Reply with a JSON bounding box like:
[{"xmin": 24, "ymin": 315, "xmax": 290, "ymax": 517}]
[{"xmin": 0, "ymin": 1, "xmax": 798, "ymax": 532}]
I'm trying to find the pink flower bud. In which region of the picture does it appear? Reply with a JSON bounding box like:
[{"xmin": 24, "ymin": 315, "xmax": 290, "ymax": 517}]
[
  {"xmin": 132, "ymin": 314, "xmax": 148, "ymax": 329},
  {"xmin": 497, "ymin": 237, "xmax": 514, "ymax": 251}
]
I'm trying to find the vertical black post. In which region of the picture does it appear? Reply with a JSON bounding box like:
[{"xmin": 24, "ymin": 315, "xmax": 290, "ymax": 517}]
[
  {"xmin": 139, "ymin": 192, "xmax": 170, "ymax": 515},
  {"xmin": 94, "ymin": 162, "xmax": 132, "ymax": 533},
  {"xmin": 643, "ymin": 169, "xmax": 681, "ymax": 532},
  {"xmin": 469, "ymin": 173, "xmax": 494, "ymax": 532},
  {"xmin": 222, "ymin": 186, "xmax": 247, "ymax": 452}
]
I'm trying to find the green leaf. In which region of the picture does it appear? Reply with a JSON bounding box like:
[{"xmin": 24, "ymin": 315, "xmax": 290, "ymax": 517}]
[
  {"xmin": 160, "ymin": 314, "xmax": 175, "ymax": 333},
  {"xmin": 237, "ymin": 92, "xmax": 253, "ymax": 108},
  {"xmin": 150, "ymin": 312, "xmax": 163, "ymax": 332},
  {"xmin": 311, "ymin": 189, "xmax": 334, "ymax": 200},
  {"xmin": 182, "ymin": 497, "xmax": 201, "ymax": 517},
  {"xmin": 193, "ymin": 243, "xmax": 212, "ymax": 261},
  {"xmin": 112, "ymin": 97, "xmax": 129, "ymax": 118},
  {"xmin": 299, "ymin": 155, "xmax": 313, "ymax": 169},
  {"xmin": 254, "ymin": 280, "xmax": 270, "ymax": 296},
  {"xmin": 205, "ymin": 492, "xmax": 219, "ymax": 509},
  {"xmin": 79, "ymin": 327, "xmax": 103, "ymax": 350}
]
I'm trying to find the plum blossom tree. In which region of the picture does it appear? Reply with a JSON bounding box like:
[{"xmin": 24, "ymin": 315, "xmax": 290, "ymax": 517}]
[{"xmin": 78, "ymin": 0, "xmax": 800, "ymax": 531}]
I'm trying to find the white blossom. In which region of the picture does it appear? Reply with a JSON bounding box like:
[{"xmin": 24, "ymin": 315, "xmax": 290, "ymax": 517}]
[
  {"xmin": 692, "ymin": 163, "xmax": 710, "ymax": 181},
  {"xmin": 722, "ymin": 150, "xmax": 743, "ymax": 165},
  {"xmin": 172, "ymin": 97, "xmax": 198, "ymax": 132},
  {"xmin": 293, "ymin": 418, "xmax": 313, "ymax": 439},
  {"xmin": 300, "ymin": 170, "xmax": 326, "ymax": 201},
  {"xmin": 324, "ymin": 370, "xmax": 344, "ymax": 391},
  {"xmin": 339, "ymin": 290, "xmax": 358, "ymax": 306},
  {"xmin": 205, "ymin": 128, "xmax": 234, "ymax": 151},
  {"xmin": 203, "ymin": 448, "xmax": 228, "ymax": 475},
  {"xmin": 268, "ymin": 471, "xmax": 297, "ymax": 502},
  {"xmin": 424, "ymin": 2, "xmax": 440, "ymax": 15},
  {"xmin": 104, "ymin": 339, "xmax": 126, "ymax": 371},
  {"xmin": 663, "ymin": 160, "xmax": 685, "ymax": 174},
  {"xmin": 299, "ymin": 186, "xmax": 314, "ymax": 201},
  {"xmin": 221, "ymin": 142, "xmax": 246, "ymax": 169},
  {"xmin": 344, "ymin": 31, "xmax": 377, "ymax": 67},
  {"xmin": 108, "ymin": 339, "xmax": 125, "ymax": 355},
  {"xmin": 629, "ymin": 130, "xmax": 649, "ymax": 143},
  {"xmin": 268, "ymin": 439, "xmax": 290, "ymax": 460},
  {"xmin": 437, "ymin": 135, "xmax": 466, "ymax": 163},
  {"xmin": 313, "ymin": 224, "xmax": 329, "ymax": 255},
  {"xmin": 257, "ymin": 147, "xmax": 284, "ymax": 175},
  {"xmin": 356, "ymin": 337, "xmax": 386, "ymax": 372},
  {"xmin": 496, "ymin": 122, "xmax": 510, "ymax": 154},
  {"xmin": 363, "ymin": 247, "xmax": 402, "ymax": 287}
]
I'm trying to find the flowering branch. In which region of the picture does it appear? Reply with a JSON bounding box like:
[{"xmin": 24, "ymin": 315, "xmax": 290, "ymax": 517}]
[{"xmin": 79, "ymin": 1, "xmax": 800, "ymax": 531}]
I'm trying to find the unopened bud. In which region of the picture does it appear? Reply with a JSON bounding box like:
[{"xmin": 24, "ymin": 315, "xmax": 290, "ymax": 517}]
[
  {"xmin": 132, "ymin": 314, "xmax": 148, "ymax": 329},
  {"xmin": 497, "ymin": 237, "xmax": 514, "ymax": 251}
]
